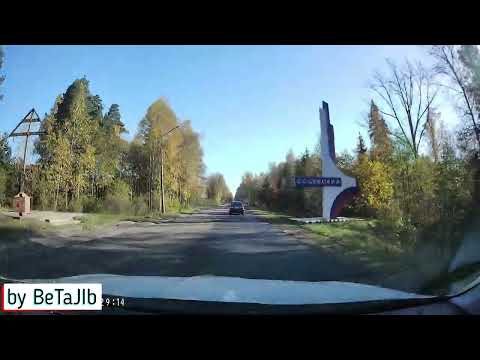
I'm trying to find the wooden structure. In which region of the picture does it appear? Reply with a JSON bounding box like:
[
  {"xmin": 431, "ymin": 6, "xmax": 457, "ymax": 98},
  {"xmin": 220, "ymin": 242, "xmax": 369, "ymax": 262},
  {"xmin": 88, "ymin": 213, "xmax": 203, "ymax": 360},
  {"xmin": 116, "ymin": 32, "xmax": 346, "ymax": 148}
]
[
  {"xmin": 8, "ymin": 108, "xmax": 46, "ymax": 195},
  {"xmin": 13, "ymin": 192, "xmax": 31, "ymax": 216}
]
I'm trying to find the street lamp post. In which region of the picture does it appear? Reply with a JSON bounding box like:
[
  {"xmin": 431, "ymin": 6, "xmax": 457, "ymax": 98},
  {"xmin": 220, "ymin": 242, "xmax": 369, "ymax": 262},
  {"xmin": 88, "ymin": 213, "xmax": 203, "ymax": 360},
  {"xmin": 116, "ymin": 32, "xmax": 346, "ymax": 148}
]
[
  {"xmin": 158, "ymin": 123, "xmax": 184, "ymax": 214},
  {"xmin": 160, "ymin": 145, "xmax": 165, "ymax": 214}
]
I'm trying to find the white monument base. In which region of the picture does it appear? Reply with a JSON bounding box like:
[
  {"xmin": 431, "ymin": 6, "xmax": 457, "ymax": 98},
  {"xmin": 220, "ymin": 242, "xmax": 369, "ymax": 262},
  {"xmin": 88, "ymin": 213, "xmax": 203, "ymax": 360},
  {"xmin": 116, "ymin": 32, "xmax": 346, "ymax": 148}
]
[{"xmin": 290, "ymin": 217, "xmax": 363, "ymax": 224}]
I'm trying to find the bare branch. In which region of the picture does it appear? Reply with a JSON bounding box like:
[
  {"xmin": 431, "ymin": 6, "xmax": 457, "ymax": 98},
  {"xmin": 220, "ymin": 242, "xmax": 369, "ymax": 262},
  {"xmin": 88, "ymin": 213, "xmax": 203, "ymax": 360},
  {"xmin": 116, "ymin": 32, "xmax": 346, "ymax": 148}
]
[
  {"xmin": 378, "ymin": 110, "xmax": 396, "ymax": 119},
  {"xmin": 371, "ymin": 75, "xmax": 410, "ymax": 144},
  {"xmin": 370, "ymin": 58, "xmax": 443, "ymax": 157}
]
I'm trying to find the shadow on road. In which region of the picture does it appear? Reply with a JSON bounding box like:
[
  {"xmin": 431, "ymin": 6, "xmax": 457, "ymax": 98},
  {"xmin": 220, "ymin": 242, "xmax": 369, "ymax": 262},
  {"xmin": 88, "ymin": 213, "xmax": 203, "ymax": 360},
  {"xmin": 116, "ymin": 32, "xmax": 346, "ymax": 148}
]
[{"xmin": 0, "ymin": 207, "xmax": 391, "ymax": 290}]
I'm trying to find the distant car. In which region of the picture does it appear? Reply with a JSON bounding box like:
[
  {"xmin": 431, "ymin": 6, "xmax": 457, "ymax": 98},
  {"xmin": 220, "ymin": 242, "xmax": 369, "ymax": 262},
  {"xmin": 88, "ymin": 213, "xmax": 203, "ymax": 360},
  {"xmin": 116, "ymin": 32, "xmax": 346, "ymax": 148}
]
[{"xmin": 229, "ymin": 201, "xmax": 245, "ymax": 215}]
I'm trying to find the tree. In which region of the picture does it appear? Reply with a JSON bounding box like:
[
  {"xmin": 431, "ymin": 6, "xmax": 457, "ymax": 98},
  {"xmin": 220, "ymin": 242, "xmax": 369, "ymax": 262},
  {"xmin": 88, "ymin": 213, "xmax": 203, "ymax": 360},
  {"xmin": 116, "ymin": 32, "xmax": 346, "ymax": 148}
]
[
  {"xmin": 430, "ymin": 45, "xmax": 480, "ymax": 153},
  {"xmin": 371, "ymin": 59, "xmax": 438, "ymax": 158},
  {"xmin": 0, "ymin": 133, "xmax": 12, "ymax": 205},
  {"xmin": 368, "ymin": 100, "xmax": 393, "ymax": 162},
  {"xmin": 123, "ymin": 137, "xmax": 147, "ymax": 197},
  {"xmin": 0, "ymin": 46, "xmax": 5, "ymax": 101},
  {"xmin": 336, "ymin": 150, "xmax": 355, "ymax": 176},
  {"xmin": 87, "ymin": 94, "xmax": 103, "ymax": 125},
  {"xmin": 425, "ymin": 109, "xmax": 441, "ymax": 162},
  {"xmin": 59, "ymin": 78, "xmax": 98, "ymax": 202},
  {"xmin": 206, "ymin": 173, "xmax": 230, "ymax": 204},
  {"xmin": 45, "ymin": 134, "xmax": 73, "ymax": 210},
  {"xmin": 0, "ymin": 133, "xmax": 11, "ymax": 167},
  {"xmin": 436, "ymin": 134, "xmax": 473, "ymax": 221},
  {"xmin": 137, "ymin": 98, "xmax": 184, "ymax": 211},
  {"xmin": 103, "ymin": 104, "xmax": 126, "ymax": 135},
  {"xmin": 280, "ymin": 149, "xmax": 296, "ymax": 191},
  {"xmin": 354, "ymin": 159, "xmax": 394, "ymax": 215},
  {"xmin": 35, "ymin": 78, "xmax": 98, "ymax": 208},
  {"xmin": 176, "ymin": 120, "xmax": 205, "ymax": 206},
  {"xmin": 23, "ymin": 78, "xmax": 210, "ymax": 215},
  {"xmin": 94, "ymin": 104, "xmax": 128, "ymax": 199},
  {"xmin": 356, "ymin": 133, "xmax": 368, "ymax": 162}
]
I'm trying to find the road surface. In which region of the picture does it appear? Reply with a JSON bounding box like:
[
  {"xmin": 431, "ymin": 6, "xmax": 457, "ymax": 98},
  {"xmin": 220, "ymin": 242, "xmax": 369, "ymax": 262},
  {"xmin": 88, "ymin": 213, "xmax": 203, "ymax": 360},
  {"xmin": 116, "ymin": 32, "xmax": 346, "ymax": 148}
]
[{"xmin": 1, "ymin": 206, "xmax": 376, "ymax": 282}]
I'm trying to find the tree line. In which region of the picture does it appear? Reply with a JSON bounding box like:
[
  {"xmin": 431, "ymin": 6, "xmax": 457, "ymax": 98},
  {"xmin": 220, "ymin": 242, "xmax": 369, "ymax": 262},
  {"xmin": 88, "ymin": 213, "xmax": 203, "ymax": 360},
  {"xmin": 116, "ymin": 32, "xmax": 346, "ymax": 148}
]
[
  {"xmin": 235, "ymin": 45, "xmax": 480, "ymax": 253},
  {"xmin": 0, "ymin": 71, "xmax": 231, "ymax": 214}
]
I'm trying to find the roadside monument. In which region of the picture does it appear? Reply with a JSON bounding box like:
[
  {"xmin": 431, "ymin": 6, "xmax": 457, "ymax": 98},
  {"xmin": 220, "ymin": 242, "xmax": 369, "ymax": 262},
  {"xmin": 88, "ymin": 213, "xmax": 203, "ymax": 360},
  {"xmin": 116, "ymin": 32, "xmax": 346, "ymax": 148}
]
[{"xmin": 295, "ymin": 101, "xmax": 358, "ymax": 221}]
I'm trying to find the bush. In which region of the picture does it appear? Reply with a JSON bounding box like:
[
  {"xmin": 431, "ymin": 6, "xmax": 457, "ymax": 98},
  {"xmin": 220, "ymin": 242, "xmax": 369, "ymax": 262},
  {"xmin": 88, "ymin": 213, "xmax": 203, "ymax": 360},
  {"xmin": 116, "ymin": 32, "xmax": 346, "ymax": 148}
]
[
  {"xmin": 397, "ymin": 219, "xmax": 418, "ymax": 251},
  {"xmin": 131, "ymin": 195, "xmax": 149, "ymax": 216},
  {"xmin": 103, "ymin": 194, "xmax": 131, "ymax": 214},
  {"xmin": 82, "ymin": 196, "xmax": 102, "ymax": 213},
  {"xmin": 109, "ymin": 179, "xmax": 131, "ymax": 198},
  {"xmin": 101, "ymin": 179, "xmax": 132, "ymax": 214},
  {"xmin": 377, "ymin": 201, "xmax": 402, "ymax": 231},
  {"xmin": 0, "ymin": 168, "xmax": 7, "ymax": 206},
  {"xmin": 69, "ymin": 197, "xmax": 84, "ymax": 213}
]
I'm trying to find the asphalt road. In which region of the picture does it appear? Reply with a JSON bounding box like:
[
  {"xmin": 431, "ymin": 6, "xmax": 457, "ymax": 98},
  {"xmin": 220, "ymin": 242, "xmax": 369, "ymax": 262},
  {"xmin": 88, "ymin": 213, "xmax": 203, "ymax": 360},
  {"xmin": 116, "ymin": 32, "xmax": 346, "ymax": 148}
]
[{"xmin": 1, "ymin": 206, "xmax": 375, "ymax": 282}]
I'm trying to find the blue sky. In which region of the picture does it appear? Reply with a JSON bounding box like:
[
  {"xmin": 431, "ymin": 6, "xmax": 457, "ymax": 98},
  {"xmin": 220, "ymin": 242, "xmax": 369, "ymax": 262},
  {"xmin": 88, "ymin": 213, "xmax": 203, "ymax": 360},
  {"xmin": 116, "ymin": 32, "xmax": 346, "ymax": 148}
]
[{"xmin": 0, "ymin": 45, "xmax": 458, "ymax": 194}]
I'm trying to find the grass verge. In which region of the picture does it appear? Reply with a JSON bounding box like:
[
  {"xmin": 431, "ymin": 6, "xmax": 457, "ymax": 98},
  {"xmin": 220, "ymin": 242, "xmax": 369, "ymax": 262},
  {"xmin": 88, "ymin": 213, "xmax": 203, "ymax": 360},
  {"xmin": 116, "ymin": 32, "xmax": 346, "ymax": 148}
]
[
  {"xmin": 302, "ymin": 221, "xmax": 404, "ymax": 271},
  {"xmin": 78, "ymin": 210, "xmax": 192, "ymax": 230},
  {"xmin": 250, "ymin": 209, "xmax": 297, "ymax": 225},
  {"xmin": 253, "ymin": 207, "xmax": 450, "ymax": 293},
  {"xmin": 77, "ymin": 213, "xmax": 128, "ymax": 231},
  {"xmin": 0, "ymin": 215, "xmax": 51, "ymax": 243}
]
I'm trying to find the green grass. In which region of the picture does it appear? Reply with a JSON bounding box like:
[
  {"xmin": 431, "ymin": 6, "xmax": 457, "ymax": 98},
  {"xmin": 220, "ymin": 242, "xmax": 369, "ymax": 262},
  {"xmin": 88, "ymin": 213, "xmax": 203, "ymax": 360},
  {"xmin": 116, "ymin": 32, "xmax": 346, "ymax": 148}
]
[
  {"xmin": 254, "ymin": 208, "xmax": 410, "ymax": 277},
  {"xmin": 180, "ymin": 208, "xmax": 196, "ymax": 215},
  {"xmin": 251, "ymin": 209, "xmax": 297, "ymax": 225},
  {"xmin": 302, "ymin": 221, "xmax": 406, "ymax": 273},
  {"xmin": 77, "ymin": 208, "xmax": 197, "ymax": 230},
  {"xmin": 77, "ymin": 213, "xmax": 128, "ymax": 231},
  {"xmin": 0, "ymin": 215, "xmax": 51, "ymax": 243},
  {"xmin": 304, "ymin": 221, "xmax": 403, "ymax": 255}
]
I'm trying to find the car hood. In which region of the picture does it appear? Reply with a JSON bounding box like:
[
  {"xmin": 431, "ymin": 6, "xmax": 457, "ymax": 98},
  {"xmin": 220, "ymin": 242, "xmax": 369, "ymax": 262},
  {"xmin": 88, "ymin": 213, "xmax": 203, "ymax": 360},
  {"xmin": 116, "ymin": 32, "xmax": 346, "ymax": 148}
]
[{"xmin": 17, "ymin": 274, "xmax": 433, "ymax": 305}]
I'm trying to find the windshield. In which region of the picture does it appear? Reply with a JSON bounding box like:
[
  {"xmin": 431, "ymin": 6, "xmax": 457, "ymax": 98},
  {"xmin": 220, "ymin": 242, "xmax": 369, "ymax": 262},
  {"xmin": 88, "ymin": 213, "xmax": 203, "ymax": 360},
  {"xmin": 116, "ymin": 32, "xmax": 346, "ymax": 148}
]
[{"xmin": 1, "ymin": 45, "xmax": 480, "ymax": 314}]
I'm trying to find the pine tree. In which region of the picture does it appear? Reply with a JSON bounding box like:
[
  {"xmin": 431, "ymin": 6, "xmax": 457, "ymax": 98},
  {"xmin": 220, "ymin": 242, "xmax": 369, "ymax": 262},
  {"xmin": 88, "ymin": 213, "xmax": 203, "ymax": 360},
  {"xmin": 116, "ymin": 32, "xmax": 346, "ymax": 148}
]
[
  {"xmin": 368, "ymin": 100, "xmax": 393, "ymax": 162},
  {"xmin": 0, "ymin": 46, "xmax": 5, "ymax": 101},
  {"xmin": 356, "ymin": 133, "xmax": 368, "ymax": 162},
  {"xmin": 60, "ymin": 78, "xmax": 98, "ymax": 201},
  {"xmin": 93, "ymin": 104, "xmax": 128, "ymax": 198},
  {"xmin": 36, "ymin": 78, "xmax": 98, "ymax": 207},
  {"xmin": 103, "ymin": 104, "xmax": 126, "ymax": 135},
  {"xmin": 87, "ymin": 94, "xmax": 103, "ymax": 125}
]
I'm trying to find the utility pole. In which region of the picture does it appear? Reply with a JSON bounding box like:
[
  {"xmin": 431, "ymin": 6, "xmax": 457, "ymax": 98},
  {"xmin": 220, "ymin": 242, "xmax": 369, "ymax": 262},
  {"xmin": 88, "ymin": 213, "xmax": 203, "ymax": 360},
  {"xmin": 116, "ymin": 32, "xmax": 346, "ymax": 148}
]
[
  {"xmin": 160, "ymin": 145, "xmax": 165, "ymax": 214},
  {"xmin": 8, "ymin": 109, "xmax": 45, "ymax": 193}
]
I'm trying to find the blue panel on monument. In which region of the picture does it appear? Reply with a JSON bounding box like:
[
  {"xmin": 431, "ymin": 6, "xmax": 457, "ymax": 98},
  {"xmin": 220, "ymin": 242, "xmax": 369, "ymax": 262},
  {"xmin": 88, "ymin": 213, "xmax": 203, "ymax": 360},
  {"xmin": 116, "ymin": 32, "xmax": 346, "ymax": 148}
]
[{"xmin": 294, "ymin": 176, "xmax": 342, "ymax": 188}]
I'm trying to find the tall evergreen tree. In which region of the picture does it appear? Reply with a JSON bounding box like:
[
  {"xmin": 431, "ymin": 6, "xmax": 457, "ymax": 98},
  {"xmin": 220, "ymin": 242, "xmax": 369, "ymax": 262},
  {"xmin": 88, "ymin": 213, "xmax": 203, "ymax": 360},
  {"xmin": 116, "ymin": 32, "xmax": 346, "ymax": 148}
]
[
  {"xmin": 0, "ymin": 46, "xmax": 5, "ymax": 101},
  {"xmin": 94, "ymin": 103, "xmax": 127, "ymax": 199},
  {"xmin": 356, "ymin": 133, "xmax": 368, "ymax": 162},
  {"xmin": 103, "ymin": 104, "xmax": 126, "ymax": 135},
  {"xmin": 87, "ymin": 94, "xmax": 103, "ymax": 125},
  {"xmin": 368, "ymin": 100, "xmax": 392, "ymax": 162},
  {"xmin": 36, "ymin": 78, "xmax": 98, "ymax": 207}
]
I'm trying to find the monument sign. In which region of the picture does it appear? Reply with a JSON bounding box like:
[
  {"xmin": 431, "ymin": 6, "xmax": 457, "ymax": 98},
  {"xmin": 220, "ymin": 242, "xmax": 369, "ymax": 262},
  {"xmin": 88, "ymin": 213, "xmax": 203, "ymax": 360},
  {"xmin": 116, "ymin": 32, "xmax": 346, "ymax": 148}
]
[{"xmin": 294, "ymin": 101, "xmax": 358, "ymax": 220}]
